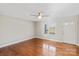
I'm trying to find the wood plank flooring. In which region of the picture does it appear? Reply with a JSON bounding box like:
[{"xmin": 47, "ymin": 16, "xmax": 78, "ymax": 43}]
[{"xmin": 0, "ymin": 38, "xmax": 78, "ymax": 56}]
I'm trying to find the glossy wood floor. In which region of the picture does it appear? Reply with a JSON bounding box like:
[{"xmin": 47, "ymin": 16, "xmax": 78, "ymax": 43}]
[{"xmin": 0, "ymin": 38, "xmax": 79, "ymax": 56}]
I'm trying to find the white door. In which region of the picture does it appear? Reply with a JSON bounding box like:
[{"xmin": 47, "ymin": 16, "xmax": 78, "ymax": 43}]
[{"xmin": 62, "ymin": 19, "xmax": 76, "ymax": 44}]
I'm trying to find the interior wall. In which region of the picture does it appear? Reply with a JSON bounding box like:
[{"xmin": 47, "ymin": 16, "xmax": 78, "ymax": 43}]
[
  {"xmin": 77, "ymin": 16, "xmax": 79, "ymax": 45},
  {"xmin": 35, "ymin": 16, "xmax": 78, "ymax": 45},
  {"xmin": 35, "ymin": 18, "xmax": 64, "ymax": 42},
  {"xmin": 0, "ymin": 16, "xmax": 35, "ymax": 46},
  {"xmin": 62, "ymin": 16, "xmax": 77, "ymax": 44},
  {"xmin": 0, "ymin": 15, "xmax": 78, "ymax": 46}
]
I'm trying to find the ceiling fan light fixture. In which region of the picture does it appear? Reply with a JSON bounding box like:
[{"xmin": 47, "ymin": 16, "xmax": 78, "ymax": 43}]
[
  {"xmin": 31, "ymin": 9, "xmax": 48, "ymax": 19},
  {"xmin": 38, "ymin": 15, "xmax": 42, "ymax": 19}
]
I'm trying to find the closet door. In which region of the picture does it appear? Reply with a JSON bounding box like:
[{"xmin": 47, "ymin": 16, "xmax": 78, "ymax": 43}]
[{"xmin": 62, "ymin": 18, "xmax": 76, "ymax": 44}]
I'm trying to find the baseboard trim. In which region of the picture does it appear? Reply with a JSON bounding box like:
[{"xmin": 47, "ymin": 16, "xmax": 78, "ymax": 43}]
[
  {"xmin": 36, "ymin": 38, "xmax": 78, "ymax": 46},
  {"xmin": 0, "ymin": 37, "xmax": 34, "ymax": 48},
  {"xmin": 0, "ymin": 37, "xmax": 78, "ymax": 48}
]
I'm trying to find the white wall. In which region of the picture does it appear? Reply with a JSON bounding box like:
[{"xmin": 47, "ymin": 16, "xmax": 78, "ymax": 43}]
[
  {"xmin": 62, "ymin": 16, "xmax": 77, "ymax": 44},
  {"xmin": 77, "ymin": 16, "xmax": 79, "ymax": 45},
  {"xmin": 0, "ymin": 15, "xmax": 78, "ymax": 47},
  {"xmin": 0, "ymin": 16, "xmax": 34, "ymax": 46},
  {"xmin": 35, "ymin": 16, "xmax": 78, "ymax": 45},
  {"xmin": 35, "ymin": 19, "xmax": 63, "ymax": 41}
]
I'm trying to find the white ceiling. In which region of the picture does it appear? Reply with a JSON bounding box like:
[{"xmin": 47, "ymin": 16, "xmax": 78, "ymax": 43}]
[{"xmin": 0, "ymin": 3, "xmax": 79, "ymax": 21}]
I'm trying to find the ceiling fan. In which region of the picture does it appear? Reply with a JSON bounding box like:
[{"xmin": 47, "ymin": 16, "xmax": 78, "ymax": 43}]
[{"xmin": 31, "ymin": 9, "xmax": 48, "ymax": 19}]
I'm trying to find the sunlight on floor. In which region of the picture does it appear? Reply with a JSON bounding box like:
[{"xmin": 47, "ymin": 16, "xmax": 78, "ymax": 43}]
[{"xmin": 43, "ymin": 44, "xmax": 56, "ymax": 56}]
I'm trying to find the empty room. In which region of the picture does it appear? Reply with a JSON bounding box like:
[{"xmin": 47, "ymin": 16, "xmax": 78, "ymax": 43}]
[{"xmin": 0, "ymin": 3, "xmax": 79, "ymax": 56}]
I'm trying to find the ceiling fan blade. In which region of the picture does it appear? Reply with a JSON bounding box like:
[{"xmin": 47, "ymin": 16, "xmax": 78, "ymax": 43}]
[
  {"xmin": 31, "ymin": 14, "xmax": 36, "ymax": 16},
  {"xmin": 30, "ymin": 14, "xmax": 38, "ymax": 16},
  {"xmin": 42, "ymin": 15, "xmax": 49, "ymax": 17}
]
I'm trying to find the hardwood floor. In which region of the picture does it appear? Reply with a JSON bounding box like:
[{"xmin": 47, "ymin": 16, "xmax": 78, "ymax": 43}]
[{"xmin": 0, "ymin": 38, "xmax": 78, "ymax": 56}]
